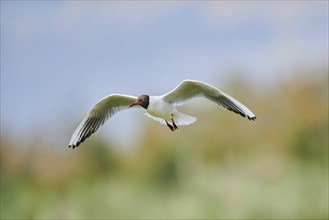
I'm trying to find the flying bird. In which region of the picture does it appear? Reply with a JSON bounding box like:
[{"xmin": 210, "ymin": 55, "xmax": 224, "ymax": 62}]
[{"xmin": 69, "ymin": 80, "xmax": 256, "ymax": 148}]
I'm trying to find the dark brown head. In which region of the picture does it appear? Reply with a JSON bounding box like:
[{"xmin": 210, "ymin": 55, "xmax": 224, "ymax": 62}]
[{"xmin": 129, "ymin": 95, "xmax": 150, "ymax": 109}]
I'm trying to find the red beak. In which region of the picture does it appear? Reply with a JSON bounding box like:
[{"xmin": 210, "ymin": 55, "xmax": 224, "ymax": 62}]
[{"xmin": 129, "ymin": 101, "xmax": 139, "ymax": 108}]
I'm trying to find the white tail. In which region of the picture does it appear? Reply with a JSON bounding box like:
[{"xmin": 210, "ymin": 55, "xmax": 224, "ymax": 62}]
[
  {"xmin": 144, "ymin": 112, "xmax": 197, "ymax": 126},
  {"xmin": 174, "ymin": 112, "xmax": 197, "ymax": 126}
]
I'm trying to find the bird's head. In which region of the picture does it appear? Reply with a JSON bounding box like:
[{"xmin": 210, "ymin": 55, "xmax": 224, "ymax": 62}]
[{"xmin": 129, "ymin": 95, "xmax": 150, "ymax": 109}]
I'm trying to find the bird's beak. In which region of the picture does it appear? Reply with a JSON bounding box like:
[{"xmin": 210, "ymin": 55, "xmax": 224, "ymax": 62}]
[{"xmin": 129, "ymin": 101, "xmax": 139, "ymax": 108}]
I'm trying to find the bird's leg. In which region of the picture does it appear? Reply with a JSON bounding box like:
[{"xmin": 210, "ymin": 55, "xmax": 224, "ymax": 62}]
[
  {"xmin": 165, "ymin": 120, "xmax": 175, "ymax": 131},
  {"xmin": 172, "ymin": 118, "xmax": 178, "ymax": 130}
]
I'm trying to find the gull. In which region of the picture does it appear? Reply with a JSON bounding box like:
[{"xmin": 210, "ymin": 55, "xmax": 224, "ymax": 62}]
[{"xmin": 69, "ymin": 80, "xmax": 256, "ymax": 148}]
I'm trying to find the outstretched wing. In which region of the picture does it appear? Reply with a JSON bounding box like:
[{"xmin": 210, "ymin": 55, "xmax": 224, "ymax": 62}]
[
  {"xmin": 69, "ymin": 94, "xmax": 137, "ymax": 148},
  {"xmin": 162, "ymin": 80, "xmax": 256, "ymax": 120}
]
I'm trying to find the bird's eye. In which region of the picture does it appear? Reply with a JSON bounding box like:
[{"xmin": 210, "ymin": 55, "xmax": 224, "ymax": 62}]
[{"xmin": 139, "ymin": 98, "xmax": 144, "ymax": 102}]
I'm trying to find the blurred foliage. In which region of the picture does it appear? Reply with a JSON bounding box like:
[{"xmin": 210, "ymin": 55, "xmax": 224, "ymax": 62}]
[{"xmin": 1, "ymin": 69, "xmax": 328, "ymax": 219}]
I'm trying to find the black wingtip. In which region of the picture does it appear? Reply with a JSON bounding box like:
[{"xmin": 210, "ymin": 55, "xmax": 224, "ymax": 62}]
[
  {"xmin": 69, "ymin": 143, "xmax": 79, "ymax": 149},
  {"xmin": 248, "ymin": 115, "xmax": 257, "ymax": 121}
]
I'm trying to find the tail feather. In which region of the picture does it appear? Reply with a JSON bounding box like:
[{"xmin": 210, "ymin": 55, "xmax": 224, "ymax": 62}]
[
  {"xmin": 144, "ymin": 112, "xmax": 197, "ymax": 126},
  {"xmin": 174, "ymin": 112, "xmax": 197, "ymax": 126}
]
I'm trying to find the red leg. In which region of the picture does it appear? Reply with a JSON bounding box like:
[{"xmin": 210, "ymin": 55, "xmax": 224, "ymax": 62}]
[
  {"xmin": 166, "ymin": 120, "xmax": 174, "ymax": 131},
  {"xmin": 172, "ymin": 118, "xmax": 178, "ymax": 130}
]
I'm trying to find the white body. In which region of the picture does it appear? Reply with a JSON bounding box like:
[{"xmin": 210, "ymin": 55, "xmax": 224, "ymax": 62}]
[{"xmin": 145, "ymin": 96, "xmax": 197, "ymax": 126}]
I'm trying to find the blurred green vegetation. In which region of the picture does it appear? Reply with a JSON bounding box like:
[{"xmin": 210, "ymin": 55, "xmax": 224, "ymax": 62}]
[{"xmin": 1, "ymin": 69, "xmax": 328, "ymax": 219}]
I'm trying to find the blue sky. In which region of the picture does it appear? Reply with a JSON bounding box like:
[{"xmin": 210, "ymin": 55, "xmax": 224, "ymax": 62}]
[{"xmin": 1, "ymin": 1, "xmax": 328, "ymax": 146}]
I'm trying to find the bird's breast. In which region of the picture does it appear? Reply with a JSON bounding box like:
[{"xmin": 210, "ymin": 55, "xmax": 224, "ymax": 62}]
[{"xmin": 147, "ymin": 96, "xmax": 176, "ymax": 120}]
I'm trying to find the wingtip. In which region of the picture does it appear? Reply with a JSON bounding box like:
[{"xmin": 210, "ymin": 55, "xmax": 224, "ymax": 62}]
[
  {"xmin": 248, "ymin": 115, "xmax": 257, "ymax": 121},
  {"xmin": 68, "ymin": 142, "xmax": 79, "ymax": 149}
]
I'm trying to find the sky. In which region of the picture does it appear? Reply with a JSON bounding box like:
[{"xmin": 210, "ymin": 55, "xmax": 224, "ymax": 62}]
[{"xmin": 1, "ymin": 1, "xmax": 328, "ymax": 147}]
